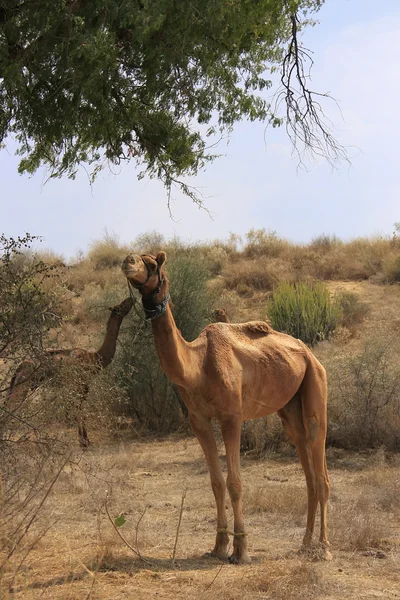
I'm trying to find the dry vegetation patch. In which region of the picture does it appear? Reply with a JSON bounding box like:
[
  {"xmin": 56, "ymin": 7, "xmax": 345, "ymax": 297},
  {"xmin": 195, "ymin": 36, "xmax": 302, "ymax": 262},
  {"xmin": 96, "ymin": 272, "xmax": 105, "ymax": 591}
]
[
  {"xmin": 2, "ymin": 230, "xmax": 400, "ymax": 599},
  {"xmin": 2, "ymin": 438, "xmax": 400, "ymax": 600},
  {"xmin": 245, "ymin": 483, "xmax": 307, "ymax": 520}
]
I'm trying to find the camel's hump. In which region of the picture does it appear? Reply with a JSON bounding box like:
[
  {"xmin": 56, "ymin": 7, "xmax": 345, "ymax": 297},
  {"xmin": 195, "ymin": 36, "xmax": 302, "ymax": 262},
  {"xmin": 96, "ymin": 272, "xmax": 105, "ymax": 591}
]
[{"xmin": 236, "ymin": 321, "xmax": 272, "ymax": 336}]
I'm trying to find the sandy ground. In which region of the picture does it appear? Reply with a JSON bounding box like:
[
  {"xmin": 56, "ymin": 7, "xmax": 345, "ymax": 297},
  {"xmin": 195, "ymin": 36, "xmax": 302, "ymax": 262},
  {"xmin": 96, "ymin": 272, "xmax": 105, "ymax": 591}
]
[{"xmin": 2, "ymin": 435, "xmax": 400, "ymax": 600}]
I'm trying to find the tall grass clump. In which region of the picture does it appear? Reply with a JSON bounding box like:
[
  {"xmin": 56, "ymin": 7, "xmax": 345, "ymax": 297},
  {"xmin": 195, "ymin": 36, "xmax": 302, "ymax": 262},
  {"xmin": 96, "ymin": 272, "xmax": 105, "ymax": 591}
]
[
  {"xmin": 266, "ymin": 281, "xmax": 340, "ymax": 346},
  {"xmin": 115, "ymin": 249, "xmax": 217, "ymax": 431}
]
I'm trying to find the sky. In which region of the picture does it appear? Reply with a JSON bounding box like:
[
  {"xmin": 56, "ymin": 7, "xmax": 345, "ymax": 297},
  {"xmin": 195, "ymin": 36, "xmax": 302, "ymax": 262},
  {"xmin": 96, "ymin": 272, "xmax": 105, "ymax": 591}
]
[{"xmin": 1, "ymin": 0, "xmax": 400, "ymax": 259}]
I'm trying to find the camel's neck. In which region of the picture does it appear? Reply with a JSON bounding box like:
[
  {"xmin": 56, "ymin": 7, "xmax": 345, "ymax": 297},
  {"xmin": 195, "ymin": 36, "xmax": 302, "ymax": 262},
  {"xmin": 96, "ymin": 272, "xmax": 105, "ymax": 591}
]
[
  {"xmin": 96, "ymin": 311, "xmax": 124, "ymax": 368},
  {"xmin": 147, "ymin": 284, "xmax": 192, "ymax": 387}
]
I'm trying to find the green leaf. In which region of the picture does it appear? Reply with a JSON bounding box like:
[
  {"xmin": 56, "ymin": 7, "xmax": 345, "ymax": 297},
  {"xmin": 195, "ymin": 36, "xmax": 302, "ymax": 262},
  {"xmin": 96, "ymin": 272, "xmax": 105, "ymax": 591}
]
[{"xmin": 114, "ymin": 513, "xmax": 126, "ymax": 528}]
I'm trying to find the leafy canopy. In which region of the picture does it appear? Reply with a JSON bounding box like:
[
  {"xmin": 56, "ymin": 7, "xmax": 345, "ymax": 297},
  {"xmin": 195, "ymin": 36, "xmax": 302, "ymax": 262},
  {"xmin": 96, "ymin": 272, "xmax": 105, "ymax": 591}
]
[{"xmin": 0, "ymin": 1, "xmax": 328, "ymax": 199}]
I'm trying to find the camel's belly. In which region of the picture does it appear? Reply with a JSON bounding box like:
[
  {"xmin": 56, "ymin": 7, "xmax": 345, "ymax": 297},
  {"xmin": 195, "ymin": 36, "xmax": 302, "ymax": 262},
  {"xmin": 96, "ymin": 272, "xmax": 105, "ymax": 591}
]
[{"xmin": 240, "ymin": 357, "xmax": 306, "ymax": 420}]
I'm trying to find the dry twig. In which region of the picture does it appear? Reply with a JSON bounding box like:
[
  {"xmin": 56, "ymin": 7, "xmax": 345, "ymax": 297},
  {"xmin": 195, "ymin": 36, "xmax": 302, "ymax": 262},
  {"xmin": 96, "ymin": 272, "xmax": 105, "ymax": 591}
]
[
  {"xmin": 273, "ymin": 11, "xmax": 350, "ymax": 169},
  {"xmin": 104, "ymin": 492, "xmax": 153, "ymax": 566},
  {"xmin": 172, "ymin": 489, "xmax": 187, "ymax": 564}
]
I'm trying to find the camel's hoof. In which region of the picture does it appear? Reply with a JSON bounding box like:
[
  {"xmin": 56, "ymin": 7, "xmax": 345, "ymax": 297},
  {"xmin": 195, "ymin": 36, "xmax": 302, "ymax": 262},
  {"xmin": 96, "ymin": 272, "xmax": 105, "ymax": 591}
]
[
  {"xmin": 322, "ymin": 548, "xmax": 333, "ymax": 561},
  {"xmin": 228, "ymin": 553, "xmax": 251, "ymax": 565}
]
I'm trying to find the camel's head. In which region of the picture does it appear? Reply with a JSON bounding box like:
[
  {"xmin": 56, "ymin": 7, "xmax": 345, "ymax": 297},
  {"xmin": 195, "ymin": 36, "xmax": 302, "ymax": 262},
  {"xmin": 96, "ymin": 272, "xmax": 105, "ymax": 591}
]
[
  {"xmin": 110, "ymin": 296, "xmax": 134, "ymax": 318},
  {"xmin": 212, "ymin": 308, "xmax": 230, "ymax": 323},
  {"xmin": 121, "ymin": 252, "xmax": 167, "ymax": 295}
]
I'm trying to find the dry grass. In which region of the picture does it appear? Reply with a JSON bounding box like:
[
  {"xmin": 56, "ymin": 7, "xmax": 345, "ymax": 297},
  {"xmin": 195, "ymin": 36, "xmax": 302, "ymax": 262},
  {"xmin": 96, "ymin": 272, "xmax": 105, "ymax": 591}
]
[
  {"xmin": 255, "ymin": 561, "xmax": 344, "ymax": 599},
  {"xmin": 245, "ymin": 483, "xmax": 306, "ymax": 520},
  {"xmin": 1, "ymin": 437, "xmax": 400, "ymax": 600},
  {"xmin": 88, "ymin": 232, "xmax": 130, "ymax": 270},
  {"xmin": 330, "ymin": 497, "xmax": 390, "ymax": 551},
  {"xmin": 222, "ymin": 259, "xmax": 283, "ymax": 295},
  {"xmin": 30, "ymin": 230, "xmax": 400, "ymax": 346}
]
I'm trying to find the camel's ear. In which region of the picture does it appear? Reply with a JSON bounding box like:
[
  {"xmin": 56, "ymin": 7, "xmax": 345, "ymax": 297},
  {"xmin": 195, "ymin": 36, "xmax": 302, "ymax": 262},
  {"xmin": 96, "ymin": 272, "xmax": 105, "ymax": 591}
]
[{"xmin": 156, "ymin": 251, "xmax": 166, "ymax": 266}]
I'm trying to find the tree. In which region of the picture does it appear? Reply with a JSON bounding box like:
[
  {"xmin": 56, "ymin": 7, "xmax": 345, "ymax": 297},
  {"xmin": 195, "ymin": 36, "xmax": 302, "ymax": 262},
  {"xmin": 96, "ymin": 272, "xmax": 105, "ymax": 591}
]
[{"xmin": 0, "ymin": 1, "xmax": 339, "ymax": 202}]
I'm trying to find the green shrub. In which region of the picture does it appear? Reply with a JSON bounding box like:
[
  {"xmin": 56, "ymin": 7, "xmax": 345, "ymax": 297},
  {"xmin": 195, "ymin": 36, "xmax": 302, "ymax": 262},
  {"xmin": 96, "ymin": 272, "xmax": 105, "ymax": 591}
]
[
  {"xmin": 266, "ymin": 281, "xmax": 340, "ymax": 346},
  {"xmin": 335, "ymin": 291, "xmax": 370, "ymax": 328},
  {"xmin": 115, "ymin": 249, "xmax": 217, "ymax": 431}
]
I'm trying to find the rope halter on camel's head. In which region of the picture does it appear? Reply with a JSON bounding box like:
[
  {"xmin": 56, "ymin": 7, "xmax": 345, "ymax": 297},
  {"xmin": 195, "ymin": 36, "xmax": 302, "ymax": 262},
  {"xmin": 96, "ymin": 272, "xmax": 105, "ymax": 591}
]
[{"xmin": 121, "ymin": 252, "xmax": 169, "ymax": 321}]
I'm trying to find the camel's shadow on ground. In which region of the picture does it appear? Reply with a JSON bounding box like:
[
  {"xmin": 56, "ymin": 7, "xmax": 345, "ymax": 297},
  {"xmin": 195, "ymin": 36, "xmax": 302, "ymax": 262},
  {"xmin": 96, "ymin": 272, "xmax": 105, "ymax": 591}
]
[{"xmin": 13, "ymin": 553, "xmax": 268, "ymax": 593}]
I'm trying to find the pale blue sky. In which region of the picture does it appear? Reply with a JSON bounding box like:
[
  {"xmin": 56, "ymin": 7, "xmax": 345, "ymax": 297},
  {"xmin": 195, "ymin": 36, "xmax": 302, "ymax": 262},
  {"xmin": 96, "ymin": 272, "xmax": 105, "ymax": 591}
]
[{"xmin": 1, "ymin": 0, "xmax": 400, "ymax": 258}]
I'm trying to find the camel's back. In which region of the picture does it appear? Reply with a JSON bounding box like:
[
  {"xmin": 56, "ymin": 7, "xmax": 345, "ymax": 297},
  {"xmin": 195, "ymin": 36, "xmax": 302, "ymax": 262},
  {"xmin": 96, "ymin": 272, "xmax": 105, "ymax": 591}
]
[
  {"xmin": 202, "ymin": 321, "xmax": 312, "ymax": 375},
  {"xmin": 204, "ymin": 320, "xmax": 307, "ymax": 354},
  {"xmin": 199, "ymin": 321, "xmax": 314, "ymax": 418}
]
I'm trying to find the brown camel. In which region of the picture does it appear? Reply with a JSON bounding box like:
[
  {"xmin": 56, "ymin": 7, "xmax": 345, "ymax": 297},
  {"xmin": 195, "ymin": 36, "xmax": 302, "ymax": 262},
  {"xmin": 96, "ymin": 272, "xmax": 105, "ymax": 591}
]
[
  {"xmin": 212, "ymin": 308, "xmax": 230, "ymax": 323},
  {"xmin": 6, "ymin": 296, "xmax": 133, "ymax": 448},
  {"xmin": 122, "ymin": 253, "xmax": 331, "ymax": 563}
]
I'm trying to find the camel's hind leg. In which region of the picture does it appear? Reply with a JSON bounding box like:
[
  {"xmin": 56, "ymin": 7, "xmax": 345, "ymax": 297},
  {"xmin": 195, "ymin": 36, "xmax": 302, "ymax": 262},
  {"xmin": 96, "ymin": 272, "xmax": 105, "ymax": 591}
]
[
  {"xmin": 300, "ymin": 358, "xmax": 331, "ymax": 559},
  {"xmin": 278, "ymin": 360, "xmax": 331, "ymax": 560}
]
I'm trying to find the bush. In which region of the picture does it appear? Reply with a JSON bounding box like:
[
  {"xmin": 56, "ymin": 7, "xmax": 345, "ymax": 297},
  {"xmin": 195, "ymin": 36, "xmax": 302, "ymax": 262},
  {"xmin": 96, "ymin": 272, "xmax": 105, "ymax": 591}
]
[
  {"xmin": 244, "ymin": 228, "xmax": 288, "ymax": 258},
  {"xmin": 335, "ymin": 291, "xmax": 370, "ymax": 329},
  {"xmin": 240, "ymin": 415, "xmax": 284, "ymax": 456},
  {"xmin": 133, "ymin": 230, "xmax": 166, "ymax": 254},
  {"xmin": 310, "ymin": 233, "xmax": 342, "ymax": 252},
  {"xmin": 0, "ymin": 234, "xmax": 71, "ymax": 587},
  {"xmin": 88, "ymin": 231, "xmax": 129, "ymax": 270},
  {"xmin": 382, "ymin": 255, "xmax": 400, "ymax": 282},
  {"xmin": 115, "ymin": 249, "xmax": 217, "ymax": 431},
  {"xmin": 202, "ymin": 245, "xmax": 229, "ymax": 276},
  {"xmin": 223, "ymin": 259, "xmax": 279, "ymax": 293},
  {"xmin": 0, "ymin": 234, "xmax": 63, "ymax": 364},
  {"xmin": 327, "ymin": 340, "xmax": 400, "ymax": 450},
  {"xmin": 266, "ymin": 281, "xmax": 340, "ymax": 346}
]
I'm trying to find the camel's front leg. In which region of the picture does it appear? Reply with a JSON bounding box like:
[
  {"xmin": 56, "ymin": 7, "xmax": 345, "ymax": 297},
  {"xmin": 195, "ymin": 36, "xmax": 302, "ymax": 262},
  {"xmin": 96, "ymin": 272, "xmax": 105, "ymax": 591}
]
[
  {"xmin": 189, "ymin": 414, "xmax": 229, "ymax": 560},
  {"xmin": 221, "ymin": 415, "xmax": 251, "ymax": 564}
]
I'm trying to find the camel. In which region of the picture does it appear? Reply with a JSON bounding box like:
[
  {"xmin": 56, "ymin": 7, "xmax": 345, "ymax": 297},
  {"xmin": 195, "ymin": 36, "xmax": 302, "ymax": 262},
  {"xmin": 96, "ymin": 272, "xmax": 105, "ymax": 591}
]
[
  {"xmin": 121, "ymin": 252, "xmax": 331, "ymax": 563},
  {"xmin": 6, "ymin": 296, "xmax": 133, "ymax": 448},
  {"xmin": 212, "ymin": 308, "xmax": 230, "ymax": 323}
]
